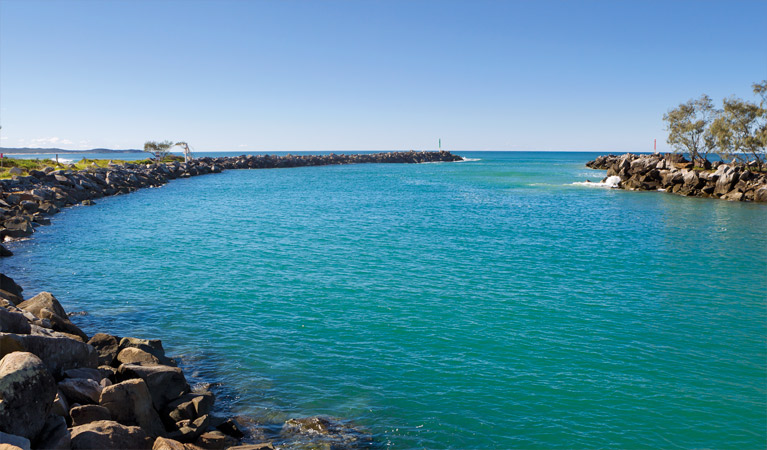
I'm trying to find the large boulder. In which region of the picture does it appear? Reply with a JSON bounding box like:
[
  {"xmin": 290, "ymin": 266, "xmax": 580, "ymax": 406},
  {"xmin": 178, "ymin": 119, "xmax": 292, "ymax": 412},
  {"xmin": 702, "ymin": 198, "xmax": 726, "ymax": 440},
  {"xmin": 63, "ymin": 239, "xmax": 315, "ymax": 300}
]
[
  {"xmin": 0, "ymin": 333, "xmax": 98, "ymax": 377},
  {"xmin": 0, "ymin": 245, "xmax": 12, "ymax": 258},
  {"xmin": 755, "ymin": 186, "xmax": 767, "ymax": 203},
  {"xmin": 87, "ymin": 333, "xmax": 120, "ymax": 366},
  {"xmin": 0, "ymin": 308, "xmax": 31, "ymax": 334},
  {"xmin": 58, "ymin": 378, "xmax": 102, "ymax": 405},
  {"xmin": 118, "ymin": 364, "xmax": 189, "ymax": 411},
  {"xmin": 18, "ymin": 292, "xmax": 88, "ymax": 341},
  {"xmin": 99, "ymin": 379, "xmax": 165, "ymax": 438},
  {"xmin": 0, "ymin": 431, "xmax": 31, "ymax": 450},
  {"xmin": 69, "ymin": 420, "xmax": 151, "ymax": 450},
  {"xmin": 0, "ymin": 352, "xmax": 56, "ymax": 439},
  {"xmin": 116, "ymin": 347, "xmax": 161, "ymax": 366},
  {"xmin": 714, "ymin": 165, "xmax": 739, "ymax": 195}
]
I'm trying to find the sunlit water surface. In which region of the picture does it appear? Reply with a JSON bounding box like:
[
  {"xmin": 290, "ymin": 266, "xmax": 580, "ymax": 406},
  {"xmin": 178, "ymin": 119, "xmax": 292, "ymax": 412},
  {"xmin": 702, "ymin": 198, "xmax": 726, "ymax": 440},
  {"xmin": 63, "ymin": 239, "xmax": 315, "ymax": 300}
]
[{"xmin": 3, "ymin": 152, "xmax": 766, "ymax": 449}]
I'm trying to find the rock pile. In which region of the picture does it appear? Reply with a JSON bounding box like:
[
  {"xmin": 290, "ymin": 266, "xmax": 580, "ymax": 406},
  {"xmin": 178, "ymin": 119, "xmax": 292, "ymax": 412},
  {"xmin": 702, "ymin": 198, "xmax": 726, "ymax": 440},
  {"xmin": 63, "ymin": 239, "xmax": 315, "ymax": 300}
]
[
  {"xmin": 0, "ymin": 275, "xmax": 248, "ymax": 450},
  {"xmin": 586, "ymin": 153, "xmax": 767, "ymax": 202},
  {"xmin": 1, "ymin": 274, "xmax": 372, "ymax": 449},
  {"xmin": 0, "ymin": 151, "xmax": 462, "ymax": 255}
]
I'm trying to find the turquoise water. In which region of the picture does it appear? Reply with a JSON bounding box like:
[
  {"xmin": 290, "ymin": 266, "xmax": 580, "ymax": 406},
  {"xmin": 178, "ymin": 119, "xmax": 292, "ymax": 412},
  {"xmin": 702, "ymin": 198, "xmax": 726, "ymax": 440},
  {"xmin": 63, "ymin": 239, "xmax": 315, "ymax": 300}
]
[{"xmin": 3, "ymin": 152, "xmax": 766, "ymax": 449}]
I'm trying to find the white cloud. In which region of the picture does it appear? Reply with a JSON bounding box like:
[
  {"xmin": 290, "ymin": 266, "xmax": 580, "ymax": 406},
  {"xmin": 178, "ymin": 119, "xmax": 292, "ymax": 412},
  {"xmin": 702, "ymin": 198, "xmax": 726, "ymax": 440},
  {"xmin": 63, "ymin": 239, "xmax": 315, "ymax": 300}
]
[
  {"xmin": 0, "ymin": 136, "xmax": 7, "ymax": 140},
  {"xmin": 28, "ymin": 137, "xmax": 73, "ymax": 146},
  {"xmin": 238, "ymin": 144, "xmax": 248, "ymax": 147}
]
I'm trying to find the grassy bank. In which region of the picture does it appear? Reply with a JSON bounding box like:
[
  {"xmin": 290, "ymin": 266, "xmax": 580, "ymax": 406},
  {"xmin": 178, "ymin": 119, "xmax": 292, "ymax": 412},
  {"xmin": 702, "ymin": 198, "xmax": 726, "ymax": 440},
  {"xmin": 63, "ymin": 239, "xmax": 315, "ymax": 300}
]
[{"xmin": 0, "ymin": 157, "xmax": 183, "ymax": 179}]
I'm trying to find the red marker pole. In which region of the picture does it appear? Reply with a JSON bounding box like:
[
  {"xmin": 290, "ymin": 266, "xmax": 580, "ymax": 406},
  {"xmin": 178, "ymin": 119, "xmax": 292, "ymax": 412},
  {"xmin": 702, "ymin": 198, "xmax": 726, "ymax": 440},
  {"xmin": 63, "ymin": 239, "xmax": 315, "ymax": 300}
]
[{"xmin": 654, "ymin": 139, "xmax": 657, "ymax": 153}]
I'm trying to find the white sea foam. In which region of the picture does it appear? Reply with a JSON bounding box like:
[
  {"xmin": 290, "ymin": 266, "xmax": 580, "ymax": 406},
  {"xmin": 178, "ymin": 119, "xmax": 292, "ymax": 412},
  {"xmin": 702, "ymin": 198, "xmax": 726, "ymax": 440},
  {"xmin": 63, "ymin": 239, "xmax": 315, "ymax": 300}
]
[
  {"xmin": 457, "ymin": 157, "xmax": 481, "ymax": 162},
  {"xmin": 571, "ymin": 175, "xmax": 621, "ymax": 189}
]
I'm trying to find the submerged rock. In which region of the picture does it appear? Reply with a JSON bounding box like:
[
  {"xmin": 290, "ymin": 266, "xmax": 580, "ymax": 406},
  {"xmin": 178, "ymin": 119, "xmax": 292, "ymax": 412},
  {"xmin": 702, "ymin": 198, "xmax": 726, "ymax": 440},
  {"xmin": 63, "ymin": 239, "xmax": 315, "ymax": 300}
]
[{"xmin": 280, "ymin": 416, "xmax": 373, "ymax": 450}]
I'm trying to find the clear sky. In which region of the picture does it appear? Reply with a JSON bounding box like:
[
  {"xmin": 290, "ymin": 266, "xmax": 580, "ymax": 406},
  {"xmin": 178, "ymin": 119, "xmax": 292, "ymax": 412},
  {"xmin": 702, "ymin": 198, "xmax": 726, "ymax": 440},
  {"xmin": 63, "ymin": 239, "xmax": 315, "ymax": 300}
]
[{"xmin": 1, "ymin": 0, "xmax": 765, "ymax": 152}]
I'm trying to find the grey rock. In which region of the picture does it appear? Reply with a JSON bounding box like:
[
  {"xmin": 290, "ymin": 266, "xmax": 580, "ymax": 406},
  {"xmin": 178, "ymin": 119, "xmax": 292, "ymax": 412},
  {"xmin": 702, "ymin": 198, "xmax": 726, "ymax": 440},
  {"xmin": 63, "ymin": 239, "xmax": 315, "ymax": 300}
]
[
  {"xmin": 58, "ymin": 378, "xmax": 102, "ymax": 405},
  {"xmin": 0, "ymin": 275, "xmax": 23, "ymax": 299},
  {"xmin": 0, "ymin": 352, "xmax": 56, "ymax": 439}
]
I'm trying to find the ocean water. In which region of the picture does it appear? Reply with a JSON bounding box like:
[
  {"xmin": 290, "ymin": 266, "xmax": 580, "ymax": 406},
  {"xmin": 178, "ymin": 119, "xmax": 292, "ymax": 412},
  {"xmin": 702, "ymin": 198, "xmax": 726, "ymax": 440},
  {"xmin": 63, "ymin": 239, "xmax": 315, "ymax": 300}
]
[{"xmin": 3, "ymin": 151, "xmax": 766, "ymax": 449}]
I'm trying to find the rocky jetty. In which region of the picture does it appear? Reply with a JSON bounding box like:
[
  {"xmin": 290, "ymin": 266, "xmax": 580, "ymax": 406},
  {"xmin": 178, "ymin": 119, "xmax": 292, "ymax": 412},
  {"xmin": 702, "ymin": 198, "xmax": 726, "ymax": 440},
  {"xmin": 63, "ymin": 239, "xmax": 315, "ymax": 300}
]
[
  {"xmin": 1, "ymin": 152, "xmax": 447, "ymax": 448},
  {"xmin": 0, "ymin": 151, "xmax": 462, "ymax": 248},
  {"xmin": 0, "ymin": 274, "xmax": 372, "ymax": 450},
  {"xmin": 586, "ymin": 153, "xmax": 767, "ymax": 202}
]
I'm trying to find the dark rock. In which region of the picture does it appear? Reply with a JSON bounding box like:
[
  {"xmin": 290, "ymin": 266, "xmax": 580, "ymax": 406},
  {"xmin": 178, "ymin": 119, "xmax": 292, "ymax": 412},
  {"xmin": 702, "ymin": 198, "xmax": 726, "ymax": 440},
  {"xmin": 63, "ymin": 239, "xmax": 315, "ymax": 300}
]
[
  {"xmin": 0, "ymin": 289, "xmax": 24, "ymax": 306},
  {"xmin": 0, "ymin": 352, "xmax": 56, "ymax": 440},
  {"xmin": 215, "ymin": 417, "xmax": 244, "ymax": 439},
  {"xmin": 165, "ymin": 391, "xmax": 215, "ymax": 423},
  {"xmin": 0, "ymin": 244, "xmax": 12, "ymax": 257},
  {"xmin": 69, "ymin": 420, "xmax": 151, "ymax": 450},
  {"xmin": 70, "ymin": 405, "xmax": 112, "ymax": 427},
  {"xmin": 195, "ymin": 430, "xmax": 236, "ymax": 450},
  {"xmin": 51, "ymin": 389, "xmax": 70, "ymax": 419},
  {"xmin": 0, "ymin": 274, "xmax": 23, "ymax": 299},
  {"xmin": 0, "ymin": 308, "xmax": 31, "ymax": 334},
  {"xmin": 87, "ymin": 333, "xmax": 120, "ymax": 366},
  {"xmin": 2, "ymin": 217, "xmax": 33, "ymax": 239},
  {"xmin": 280, "ymin": 416, "xmax": 373, "ymax": 450},
  {"xmin": 33, "ymin": 414, "xmax": 70, "ymax": 450},
  {"xmin": 64, "ymin": 367, "xmax": 102, "ymax": 381},
  {"xmin": 0, "ymin": 431, "xmax": 31, "ymax": 450},
  {"xmin": 58, "ymin": 378, "xmax": 102, "ymax": 405},
  {"xmin": 168, "ymin": 414, "xmax": 209, "ymax": 443}
]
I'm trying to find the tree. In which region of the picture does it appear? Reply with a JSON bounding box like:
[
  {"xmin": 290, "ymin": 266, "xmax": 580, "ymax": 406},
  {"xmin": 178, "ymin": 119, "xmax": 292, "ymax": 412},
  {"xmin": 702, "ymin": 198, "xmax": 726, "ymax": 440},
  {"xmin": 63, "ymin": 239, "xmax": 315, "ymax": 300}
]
[
  {"xmin": 710, "ymin": 80, "xmax": 766, "ymax": 170},
  {"xmin": 143, "ymin": 140, "xmax": 174, "ymax": 161},
  {"xmin": 663, "ymin": 95, "xmax": 717, "ymax": 167}
]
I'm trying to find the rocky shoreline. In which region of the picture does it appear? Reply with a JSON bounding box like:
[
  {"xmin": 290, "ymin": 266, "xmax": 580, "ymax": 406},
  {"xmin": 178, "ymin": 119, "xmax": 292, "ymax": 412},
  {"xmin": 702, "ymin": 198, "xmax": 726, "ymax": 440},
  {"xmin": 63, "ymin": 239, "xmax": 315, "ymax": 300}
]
[
  {"xmin": 586, "ymin": 153, "xmax": 767, "ymax": 202},
  {"xmin": 1, "ymin": 151, "xmax": 462, "ymax": 450}
]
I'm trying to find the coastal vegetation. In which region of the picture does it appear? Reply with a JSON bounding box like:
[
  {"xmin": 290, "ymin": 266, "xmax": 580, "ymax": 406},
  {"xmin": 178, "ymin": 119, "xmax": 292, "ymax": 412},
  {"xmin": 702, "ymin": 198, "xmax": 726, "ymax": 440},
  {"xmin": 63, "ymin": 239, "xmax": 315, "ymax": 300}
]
[{"xmin": 664, "ymin": 80, "xmax": 767, "ymax": 170}]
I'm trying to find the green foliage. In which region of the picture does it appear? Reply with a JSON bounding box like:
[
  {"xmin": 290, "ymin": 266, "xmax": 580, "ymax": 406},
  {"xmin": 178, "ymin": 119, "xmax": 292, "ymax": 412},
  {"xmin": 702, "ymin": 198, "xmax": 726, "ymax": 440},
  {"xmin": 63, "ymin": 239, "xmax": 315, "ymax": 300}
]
[
  {"xmin": 710, "ymin": 80, "xmax": 766, "ymax": 169},
  {"xmin": 663, "ymin": 95, "xmax": 717, "ymax": 166},
  {"xmin": 664, "ymin": 80, "xmax": 766, "ymax": 170},
  {"xmin": 143, "ymin": 140, "xmax": 174, "ymax": 160}
]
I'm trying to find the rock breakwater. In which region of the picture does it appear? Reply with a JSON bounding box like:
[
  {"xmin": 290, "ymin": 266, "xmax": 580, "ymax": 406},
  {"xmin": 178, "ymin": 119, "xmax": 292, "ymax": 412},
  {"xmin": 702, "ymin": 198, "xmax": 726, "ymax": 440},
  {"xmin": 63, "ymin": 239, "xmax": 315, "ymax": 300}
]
[
  {"xmin": 0, "ymin": 150, "xmax": 462, "ymax": 253},
  {"xmin": 1, "ymin": 151, "xmax": 458, "ymax": 448},
  {"xmin": 586, "ymin": 153, "xmax": 767, "ymax": 202}
]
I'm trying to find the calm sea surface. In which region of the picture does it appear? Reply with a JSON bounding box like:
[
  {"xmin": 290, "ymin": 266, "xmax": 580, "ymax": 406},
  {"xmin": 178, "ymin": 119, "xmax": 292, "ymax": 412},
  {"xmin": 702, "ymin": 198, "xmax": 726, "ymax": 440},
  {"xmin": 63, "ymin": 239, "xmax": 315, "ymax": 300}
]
[{"xmin": 3, "ymin": 151, "xmax": 766, "ymax": 449}]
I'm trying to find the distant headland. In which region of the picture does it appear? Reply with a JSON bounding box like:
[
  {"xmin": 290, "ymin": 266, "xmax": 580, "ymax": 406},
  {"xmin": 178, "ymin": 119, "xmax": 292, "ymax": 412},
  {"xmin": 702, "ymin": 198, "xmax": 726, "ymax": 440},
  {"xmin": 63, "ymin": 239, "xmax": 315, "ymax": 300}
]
[{"xmin": 0, "ymin": 147, "xmax": 144, "ymax": 154}]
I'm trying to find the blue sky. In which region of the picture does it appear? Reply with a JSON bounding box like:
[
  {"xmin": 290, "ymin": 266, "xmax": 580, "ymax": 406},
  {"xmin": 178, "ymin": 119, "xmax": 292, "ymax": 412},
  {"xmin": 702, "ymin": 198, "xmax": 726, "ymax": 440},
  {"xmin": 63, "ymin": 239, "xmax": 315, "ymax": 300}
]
[{"xmin": 0, "ymin": 0, "xmax": 765, "ymax": 152}]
